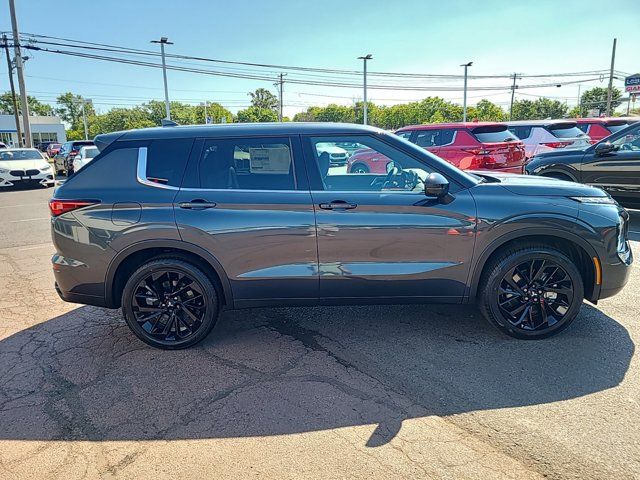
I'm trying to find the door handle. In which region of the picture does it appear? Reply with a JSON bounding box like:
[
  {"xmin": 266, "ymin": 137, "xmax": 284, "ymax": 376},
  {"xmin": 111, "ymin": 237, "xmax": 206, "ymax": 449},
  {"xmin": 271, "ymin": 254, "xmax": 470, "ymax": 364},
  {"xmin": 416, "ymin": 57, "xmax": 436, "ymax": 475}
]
[
  {"xmin": 319, "ymin": 201, "xmax": 357, "ymax": 210},
  {"xmin": 179, "ymin": 199, "xmax": 217, "ymax": 210}
]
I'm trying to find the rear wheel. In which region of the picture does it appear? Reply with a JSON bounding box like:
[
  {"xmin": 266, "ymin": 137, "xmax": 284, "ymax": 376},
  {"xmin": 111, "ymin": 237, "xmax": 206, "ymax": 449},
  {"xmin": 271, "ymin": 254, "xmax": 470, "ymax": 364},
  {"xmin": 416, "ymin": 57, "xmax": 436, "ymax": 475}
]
[
  {"xmin": 478, "ymin": 245, "xmax": 584, "ymax": 339},
  {"xmin": 351, "ymin": 163, "xmax": 369, "ymax": 174},
  {"xmin": 122, "ymin": 259, "xmax": 219, "ymax": 349}
]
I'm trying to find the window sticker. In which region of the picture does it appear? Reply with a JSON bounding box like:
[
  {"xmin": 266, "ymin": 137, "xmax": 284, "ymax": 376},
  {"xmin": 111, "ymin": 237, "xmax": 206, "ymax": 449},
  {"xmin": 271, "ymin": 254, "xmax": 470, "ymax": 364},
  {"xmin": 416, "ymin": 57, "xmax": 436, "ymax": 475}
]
[{"xmin": 249, "ymin": 147, "xmax": 291, "ymax": 174}]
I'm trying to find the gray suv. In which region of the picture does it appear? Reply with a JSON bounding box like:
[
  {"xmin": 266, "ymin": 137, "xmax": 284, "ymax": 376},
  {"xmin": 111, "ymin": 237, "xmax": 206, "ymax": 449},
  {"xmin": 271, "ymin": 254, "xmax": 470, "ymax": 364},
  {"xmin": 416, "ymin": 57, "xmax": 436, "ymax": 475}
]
[{"xmin": 50, "ymin": 123, "xmax": 632, "ymax": 349}]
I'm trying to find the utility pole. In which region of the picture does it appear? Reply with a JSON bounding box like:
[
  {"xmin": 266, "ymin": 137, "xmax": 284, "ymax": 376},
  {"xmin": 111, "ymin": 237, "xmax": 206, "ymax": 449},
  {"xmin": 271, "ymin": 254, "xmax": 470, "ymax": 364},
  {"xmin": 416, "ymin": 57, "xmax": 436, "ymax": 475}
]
[
  {"xmin": 461, "ymin": 61, "xmax": 473, "ymax": 122},
  {"xmin": 80, "ymin": 101, "xmax": 88, "ymax": 140},
  {"xmin": 576, "ymin": 84, "xmax": 582, "ymax": 117},
  {"xmin": 151, "ymin": 37, "xmax": 173, "ymax": 120},
  {"xmin": 509, "ymin": 73, "xmax": 520, "ymax": 121},
  {"xmin": 8, "ymin": 0, "xmax": 32, "ymax": 147},
  {"xmin": 606, "ymin": 38, "xmax": 617, "ymax": 116},
  {"xmin": 358, "ymin": 54, "xmax": 373, "ymax": 125},
  {"xmin": 2, "ymin": 34, "xmax": 22, "ymax": 147},
  {"xmin": 276, "ymin": 73, "xmax": 286, "ymax": 122}
]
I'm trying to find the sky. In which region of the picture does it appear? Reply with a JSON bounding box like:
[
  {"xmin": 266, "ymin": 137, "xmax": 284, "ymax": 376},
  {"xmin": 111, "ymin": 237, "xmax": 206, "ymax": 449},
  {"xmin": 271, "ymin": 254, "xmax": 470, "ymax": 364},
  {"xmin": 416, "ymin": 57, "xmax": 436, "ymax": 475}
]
[{"xmin": 1, "ymin": 0, "xmax": 639, "ymax": 118}]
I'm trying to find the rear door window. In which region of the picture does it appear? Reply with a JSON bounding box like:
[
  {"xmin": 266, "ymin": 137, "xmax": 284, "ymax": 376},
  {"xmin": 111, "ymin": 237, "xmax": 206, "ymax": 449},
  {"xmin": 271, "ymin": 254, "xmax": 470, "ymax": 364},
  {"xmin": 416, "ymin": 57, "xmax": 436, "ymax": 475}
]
[
  {"xmin": 197, "ymin": 137, "xmax": 295, "ymax": 190},
  {"xmin": 546, "ymin": 123, "xmax": 586, "ymax": 139},
  {"xmin": 415, "ymin": 129, "xmax": 455, "ymax": 147},
  {"xmin": 145, "ymin": 138, "xmax": 194, "ymax": 187},
  {"xmin": 472, "ymin": 125, "xmax": 519, "ymax": 143},
  {"xmin": 395, "ymin": 130, "xmax": 413, "ymax": 141}
]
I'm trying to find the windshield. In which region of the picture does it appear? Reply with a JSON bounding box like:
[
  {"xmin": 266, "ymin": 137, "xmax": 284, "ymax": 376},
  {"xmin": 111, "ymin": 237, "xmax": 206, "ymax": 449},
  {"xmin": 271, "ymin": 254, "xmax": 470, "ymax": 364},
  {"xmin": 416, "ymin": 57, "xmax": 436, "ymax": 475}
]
[
  {"xmin": 0, "ymin": 150, "xmax": 44, "ymax": 160},
  {"xmin": 472, "ymin": 125, "xmax": 519, "ymax": 143},
  {"xmin": 547, "ymin": 124, "xmax": 586, "ymax": 139},
  {"xmin": 607, "ymin": 123, "xmax": 629, "ymax": 133}
]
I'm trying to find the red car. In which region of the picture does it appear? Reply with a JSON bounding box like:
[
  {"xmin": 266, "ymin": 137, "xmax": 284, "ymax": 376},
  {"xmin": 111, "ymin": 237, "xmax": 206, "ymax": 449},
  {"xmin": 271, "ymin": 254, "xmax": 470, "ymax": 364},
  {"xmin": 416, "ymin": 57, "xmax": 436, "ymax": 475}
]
[
  {"xmin": 387, "ymin": 122, "xmax": 526, "ymax": 174},
  {"xmin": 46, "ymin": 143, "xmax": 61, "ymax": 158},
  {"xmin": 575, "ymin": 118, "xmax": 637, "ymax": 143}
]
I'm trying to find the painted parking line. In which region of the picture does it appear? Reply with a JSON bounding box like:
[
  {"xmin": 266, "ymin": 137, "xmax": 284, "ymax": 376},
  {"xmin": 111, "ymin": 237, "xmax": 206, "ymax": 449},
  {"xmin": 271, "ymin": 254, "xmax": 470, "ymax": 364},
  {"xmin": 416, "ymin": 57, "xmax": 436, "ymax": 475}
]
[
  {"xmin": 9, "ymin": 217, "xmax": 50, "ymax": 223},
  {"xmin": 0, "ymin": 203, "xmax": 48, "ymax": 209}
]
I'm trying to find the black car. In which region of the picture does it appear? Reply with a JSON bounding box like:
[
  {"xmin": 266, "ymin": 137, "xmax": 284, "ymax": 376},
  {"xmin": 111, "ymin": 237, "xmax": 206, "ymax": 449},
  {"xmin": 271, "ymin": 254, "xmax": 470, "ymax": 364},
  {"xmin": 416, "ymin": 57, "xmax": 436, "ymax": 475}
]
[
  {"xmin": 50, "ymin": 122, "xmax": 632, "ymax": 349},
  {"xmin": 526, "ymin": 121, "xmax": 640, "ymax": 208},
  {"xmin": 53, "ymin": 140, "xmax": 95, "ymax": 176}
]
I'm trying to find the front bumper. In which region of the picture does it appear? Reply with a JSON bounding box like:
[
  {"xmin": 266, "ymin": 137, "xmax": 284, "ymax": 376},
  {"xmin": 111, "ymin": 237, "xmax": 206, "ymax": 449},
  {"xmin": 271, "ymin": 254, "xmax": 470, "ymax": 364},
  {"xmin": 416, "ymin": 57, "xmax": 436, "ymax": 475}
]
[
  {"xmin": 0, "ymin": 173, "xmax": 54, "ymax": 188},
  {"xmin": 598, "ymin": 243, "xmax": 633, "ymax": 300}
]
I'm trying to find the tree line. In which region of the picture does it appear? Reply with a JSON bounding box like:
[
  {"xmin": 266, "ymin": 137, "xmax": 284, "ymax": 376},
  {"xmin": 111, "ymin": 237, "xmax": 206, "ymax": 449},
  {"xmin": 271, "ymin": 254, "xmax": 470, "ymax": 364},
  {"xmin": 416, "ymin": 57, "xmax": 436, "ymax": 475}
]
[{"xmin": 0, "ymin": 86, "xmax": 628, "ymax": 141}]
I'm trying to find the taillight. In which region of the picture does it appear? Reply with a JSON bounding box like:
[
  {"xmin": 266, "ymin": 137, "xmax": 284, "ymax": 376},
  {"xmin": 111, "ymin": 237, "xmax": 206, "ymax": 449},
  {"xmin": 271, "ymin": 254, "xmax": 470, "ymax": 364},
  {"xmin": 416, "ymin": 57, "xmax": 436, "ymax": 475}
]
[
  {"xmin": 49, "ymin": 199, "xmax": 98, "ymax": 217},
  {"xmin": 541, "ymin": 141, "xmax": 572, "ymax": 149},
  {"xmin": 462, "ymin": 148, "xmax": 490, "ymax": 155}
]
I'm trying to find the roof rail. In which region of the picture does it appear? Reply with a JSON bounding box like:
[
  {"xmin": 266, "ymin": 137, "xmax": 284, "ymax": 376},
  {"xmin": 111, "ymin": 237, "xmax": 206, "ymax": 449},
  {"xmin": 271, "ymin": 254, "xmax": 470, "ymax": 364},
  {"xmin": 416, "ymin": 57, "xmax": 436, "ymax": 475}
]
[{"xmin": 161, "ymin": 119, "xmax": 178, "ymax": 127}]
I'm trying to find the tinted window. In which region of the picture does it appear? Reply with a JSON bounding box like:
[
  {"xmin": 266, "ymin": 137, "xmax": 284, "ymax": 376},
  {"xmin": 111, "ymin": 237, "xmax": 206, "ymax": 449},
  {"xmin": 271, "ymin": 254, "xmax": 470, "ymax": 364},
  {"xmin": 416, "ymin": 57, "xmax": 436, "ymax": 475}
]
[
  {"xmin": 471, "ymin": 125, "xmax": 519, "ymax": 143},
  {"xmin": 395, "ymin": 130, "xmax": 413, "ymax": 140},
  {"xmin": 577, "ymin": 123, "xmax": 591, "ymax": 134},
  {"xmin": 308, "ymin": 135, "xmax": 430, "ymax": 192},
  {"xmin": 508, "ymin": 126, "xmax": 533, "ymax": 139},
  {"xmin": 197, "ymin": 137, "xmax": 295, "ymax": 190},
  {"xmin": 415, "ymin": 129, "xmax": 455, "ymax": 147},
  {"xmin": 72, "ymin": 141, "xmax": 94, "ymax": 149},
  {"xmin": 611, "ymin": 123, "xmax": 640, "ymax": 150},
  {"xmin": 607, "ymin": 122, "xmax": 629, "ymax": 133},
  {"xmin": 146, "ymin": 138, "xmax": 194, "ymax": 187},
  {"xmin": 546, "ymin": 124, "xmax": 586, "ymax": 139}
]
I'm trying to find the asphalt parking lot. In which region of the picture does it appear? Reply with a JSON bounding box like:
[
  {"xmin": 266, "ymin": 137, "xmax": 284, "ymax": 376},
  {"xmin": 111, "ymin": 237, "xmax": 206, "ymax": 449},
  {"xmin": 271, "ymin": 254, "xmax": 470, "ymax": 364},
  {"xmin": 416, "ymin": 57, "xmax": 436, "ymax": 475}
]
[{"xmin": 0, "ymin": 186, "xmax": 639, "ymax": 479}]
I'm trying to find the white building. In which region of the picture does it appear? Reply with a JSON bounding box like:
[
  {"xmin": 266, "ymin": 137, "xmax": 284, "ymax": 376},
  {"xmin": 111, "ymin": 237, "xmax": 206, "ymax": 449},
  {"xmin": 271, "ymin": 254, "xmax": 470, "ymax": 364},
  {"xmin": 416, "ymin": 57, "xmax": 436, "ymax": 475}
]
[{"xmin": 0, "ymin": 114, "xmax": 66, "ymax": 147}]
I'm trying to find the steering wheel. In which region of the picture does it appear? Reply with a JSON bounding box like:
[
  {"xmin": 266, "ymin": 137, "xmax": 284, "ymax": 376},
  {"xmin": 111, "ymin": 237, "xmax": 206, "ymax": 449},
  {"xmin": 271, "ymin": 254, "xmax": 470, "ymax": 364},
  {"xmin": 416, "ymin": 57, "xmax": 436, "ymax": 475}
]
[{"xmin": 620, "ymin": 143, "xmax": 633, "ymax": 151}]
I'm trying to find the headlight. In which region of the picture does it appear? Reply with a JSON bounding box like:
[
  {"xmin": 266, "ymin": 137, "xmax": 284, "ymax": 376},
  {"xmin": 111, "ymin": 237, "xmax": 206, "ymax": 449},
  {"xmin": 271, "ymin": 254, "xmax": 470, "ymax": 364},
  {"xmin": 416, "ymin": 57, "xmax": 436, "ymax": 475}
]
[
  {"xmin": 617, "ymin": 215, "xmax": 630, "ymax": 262},
  {"xmin": 41, "ymin": 164, "xmax": 52, "ymax": 171},
  {"xmin": 568, "ymin": 196, "xmax": 616, "ymax": 205}
]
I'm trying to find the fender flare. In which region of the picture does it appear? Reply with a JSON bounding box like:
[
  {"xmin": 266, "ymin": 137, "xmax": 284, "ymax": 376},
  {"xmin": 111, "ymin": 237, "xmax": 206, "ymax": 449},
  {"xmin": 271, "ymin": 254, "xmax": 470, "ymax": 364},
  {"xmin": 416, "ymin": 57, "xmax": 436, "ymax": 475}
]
[
  {"xmin": 105, "ymin": 238, "xmax": 233, "ymax": 308},
  {"xmin": 468, "ymin": 226, "xmax": 601, "ymax": 299},
  {"xmin": 534, "ymin": 165, "xmax": 579, "ymax": 182}
]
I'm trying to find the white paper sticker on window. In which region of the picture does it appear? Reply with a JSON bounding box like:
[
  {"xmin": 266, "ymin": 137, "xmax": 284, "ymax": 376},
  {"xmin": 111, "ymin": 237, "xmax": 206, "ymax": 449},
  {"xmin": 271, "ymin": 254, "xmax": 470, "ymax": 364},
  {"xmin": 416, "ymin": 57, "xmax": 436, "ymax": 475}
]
[{"xmin": 249, "ymin": 147, "xmax": 291, "ymax": 174}]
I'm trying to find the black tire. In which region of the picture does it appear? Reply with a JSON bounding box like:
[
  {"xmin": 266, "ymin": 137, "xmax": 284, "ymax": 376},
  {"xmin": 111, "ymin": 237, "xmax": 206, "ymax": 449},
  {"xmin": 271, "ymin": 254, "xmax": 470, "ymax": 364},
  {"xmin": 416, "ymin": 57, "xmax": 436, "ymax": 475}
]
[
  {"xmin": 478, "ymin": 244, "xmax": 584, "ymax": 339},
  {"xmin": 351, "ymin": 163, "xmax": 369, "ymax": 174},
  {"xmin": 122, "ymin": 258, "xmax": 219, "ymax": 349}
]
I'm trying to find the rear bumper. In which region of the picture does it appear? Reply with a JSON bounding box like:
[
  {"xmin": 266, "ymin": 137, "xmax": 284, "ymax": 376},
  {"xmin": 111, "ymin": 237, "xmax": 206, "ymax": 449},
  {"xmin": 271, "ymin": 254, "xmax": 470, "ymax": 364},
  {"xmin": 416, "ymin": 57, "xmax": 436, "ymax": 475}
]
[{"xmin": 55, "ymin": 281, "xmax": 111, "ymax": 308}]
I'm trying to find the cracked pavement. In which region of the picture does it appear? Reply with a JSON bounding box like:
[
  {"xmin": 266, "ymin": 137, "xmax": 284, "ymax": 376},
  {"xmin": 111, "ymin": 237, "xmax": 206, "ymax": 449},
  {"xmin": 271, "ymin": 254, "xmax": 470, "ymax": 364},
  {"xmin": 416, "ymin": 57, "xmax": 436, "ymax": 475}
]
[{"xmin": 0, "ymin": 187, "xmax": 639, "ymax": 479}]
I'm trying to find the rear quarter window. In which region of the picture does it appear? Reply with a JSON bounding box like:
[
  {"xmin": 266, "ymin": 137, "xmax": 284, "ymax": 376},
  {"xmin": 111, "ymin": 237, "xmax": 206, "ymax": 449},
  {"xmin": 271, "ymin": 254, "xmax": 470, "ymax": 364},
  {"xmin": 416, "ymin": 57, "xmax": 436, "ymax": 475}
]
[{"xmin": 145, "ymin": 138, "xmax": 194, "ymax": 187}]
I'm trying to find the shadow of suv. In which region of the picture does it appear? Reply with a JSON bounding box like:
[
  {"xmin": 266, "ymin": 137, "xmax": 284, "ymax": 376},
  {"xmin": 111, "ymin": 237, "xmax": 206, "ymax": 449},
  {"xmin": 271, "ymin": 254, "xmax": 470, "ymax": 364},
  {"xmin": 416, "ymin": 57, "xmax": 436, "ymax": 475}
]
[{"xmin": 50, "ymin": 123, "xmax": 632, "ymax": 349}]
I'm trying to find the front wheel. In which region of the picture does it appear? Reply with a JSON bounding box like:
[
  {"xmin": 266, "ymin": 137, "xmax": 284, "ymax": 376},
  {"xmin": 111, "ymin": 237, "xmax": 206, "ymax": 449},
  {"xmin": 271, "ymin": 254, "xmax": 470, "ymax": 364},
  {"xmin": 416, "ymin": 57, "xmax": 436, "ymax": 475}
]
[
  {"xmin": 478, "ymin": 245, "xmax": 584, "ymax": 339},
  {"xmin": 350, "ymin": 163, "xmax": 369, "ymax": 174},
  {"xmin": 122, "ymin": 259, "xmax": 219, "ymax": 349}
]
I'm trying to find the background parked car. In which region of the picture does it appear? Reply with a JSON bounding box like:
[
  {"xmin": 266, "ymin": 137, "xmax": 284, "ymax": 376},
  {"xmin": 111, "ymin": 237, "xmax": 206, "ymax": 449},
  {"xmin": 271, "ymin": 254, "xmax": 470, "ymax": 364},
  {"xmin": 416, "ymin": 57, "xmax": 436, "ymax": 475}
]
[
  {"xmin": 46, "ymin": 142, "xmax": 61, "ymax": 158},
  {"xmin": 0, "ymin": 142, "xmax": 7, "ymax": 149},
  {"xmin": 54, "ymin": 140, "xmax": 94, "ymax": 176},
  {"xmin": 575, "ymin": 117, "xmax": 638, "ymax": 143},
  {"xmin": 506, "ymin": 120, "xmax": 591, "ymax": 159},
  {"xmin": 316, "ymin": 142, "xmax": 350, "ymax": 165},
  {"xmin": 525, "ymin": 121, "xmax": 640, "ymax": 208},
  {"xmin": 0, "ymin": 148, "xmax": 54, "ymax": 188},
  {"xmin": 394, "ymin": 122, "xmax": 526, "ymax": 174},
  {"xmin": 72, "ymin": 145, "xmax": 99, "ymax": 172}
]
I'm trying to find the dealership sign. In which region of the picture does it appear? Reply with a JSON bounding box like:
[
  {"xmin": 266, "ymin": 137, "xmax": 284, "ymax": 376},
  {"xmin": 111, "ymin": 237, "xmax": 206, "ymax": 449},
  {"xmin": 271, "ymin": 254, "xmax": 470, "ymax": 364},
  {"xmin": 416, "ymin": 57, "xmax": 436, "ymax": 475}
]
[{"xmin": 625, "ymin": 74, "xmax": 640, "ymax": 93}]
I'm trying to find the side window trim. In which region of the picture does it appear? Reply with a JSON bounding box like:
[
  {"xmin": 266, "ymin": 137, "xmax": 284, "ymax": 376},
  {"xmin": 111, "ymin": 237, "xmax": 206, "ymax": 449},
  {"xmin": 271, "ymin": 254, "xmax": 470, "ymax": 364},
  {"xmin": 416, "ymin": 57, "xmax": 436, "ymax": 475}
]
[{"xmin": 136, "ymin": 147, "xmax": 179, "ymax": 191}]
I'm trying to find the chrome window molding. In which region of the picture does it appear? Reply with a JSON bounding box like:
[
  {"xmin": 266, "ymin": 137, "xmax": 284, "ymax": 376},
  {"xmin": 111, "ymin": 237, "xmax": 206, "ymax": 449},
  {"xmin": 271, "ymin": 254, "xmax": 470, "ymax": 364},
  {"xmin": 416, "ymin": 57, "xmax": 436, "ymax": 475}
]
[{"xmin": 136, "ymin": 147, "xmax": 179, "ymax": 191}]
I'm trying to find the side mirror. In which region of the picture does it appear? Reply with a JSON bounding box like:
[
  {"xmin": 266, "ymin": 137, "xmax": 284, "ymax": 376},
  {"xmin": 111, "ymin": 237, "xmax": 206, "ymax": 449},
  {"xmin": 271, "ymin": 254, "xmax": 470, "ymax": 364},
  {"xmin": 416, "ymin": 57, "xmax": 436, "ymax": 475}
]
[
  {"xmin": 424, "ymin": 172, "xmax": 450, "ymax": 199},
  {"xmin": 595, "ymin": 142, "xmax": 615, "ymax": 156}
]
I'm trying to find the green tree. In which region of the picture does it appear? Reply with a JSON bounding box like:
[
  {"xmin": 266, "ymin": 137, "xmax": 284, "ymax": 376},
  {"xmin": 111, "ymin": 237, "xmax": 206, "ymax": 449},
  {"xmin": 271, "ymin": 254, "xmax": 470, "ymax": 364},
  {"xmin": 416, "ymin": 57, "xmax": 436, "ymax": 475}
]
[
  {"xmin": 510, "ymin": 98, "xmax": 568, "ymax": 120},
  {"xmin": 0, "ymin": 91, "xmax": 53, "ymax": 116},
  {"xmin": 236, "ymin": 106, "xmax": 279, "ymax": 123},
  {"xmin": 579, "ymin": 86, "xmax": 622, "ymax": 116},
  {"xmin": 248, "ymin": 88, "xmax": 278, "ymax": 111},
  {"xmin": 55, "ymin": 92, "xmax": 95, "ymax": 127},
  {"xmin": 467, "ymin": 99, "xmax": 505, "ymax": 121},
  {"xmin": 194, "ymin": 102, "xmax": 233, "ymax": 124}
]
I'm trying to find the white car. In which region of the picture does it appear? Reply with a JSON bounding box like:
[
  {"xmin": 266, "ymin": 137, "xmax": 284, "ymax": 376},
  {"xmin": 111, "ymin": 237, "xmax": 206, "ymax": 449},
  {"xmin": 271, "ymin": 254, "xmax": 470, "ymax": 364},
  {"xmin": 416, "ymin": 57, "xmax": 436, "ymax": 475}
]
[
  {"xmin": 316, "ymin": 143, "xmax": 350, "ymax": 165},
  {"xmin": 0, "ymin": 148, "xmax": 54, "ymax": 188},
  {"xmin": 506, "ymin": 120, "xmax": 591, "ymax": 159},
  {"xmin": 72, "ymin": 146, "xmax": 99, "ymax": 172}
]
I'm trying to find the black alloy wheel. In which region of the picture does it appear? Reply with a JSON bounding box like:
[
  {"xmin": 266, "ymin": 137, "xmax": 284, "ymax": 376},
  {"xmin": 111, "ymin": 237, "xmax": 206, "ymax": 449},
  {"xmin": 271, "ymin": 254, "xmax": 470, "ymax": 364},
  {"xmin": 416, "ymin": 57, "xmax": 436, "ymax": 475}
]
[
  {"xmin": 479, "ymin": 245, "xmax": 584, "ymax": 339},
  {"xmin": 122, "ymin": 259, "xmax": 219, "ymax": 349},
  {"xmin": 497, "ymin": 259, "xmax": 574, "ymax": 331}
]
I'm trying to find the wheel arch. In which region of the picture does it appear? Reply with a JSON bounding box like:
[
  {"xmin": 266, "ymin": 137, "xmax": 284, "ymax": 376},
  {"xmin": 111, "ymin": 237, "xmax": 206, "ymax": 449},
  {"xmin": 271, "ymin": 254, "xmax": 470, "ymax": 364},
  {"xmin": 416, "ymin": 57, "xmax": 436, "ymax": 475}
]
[
  {"xmin": 105, "ymin": 239, "xmax": 233, "ymax": 309},
  {"xmin": 469, "ymin": 228, "xmax": 601, "ymax": 303}
]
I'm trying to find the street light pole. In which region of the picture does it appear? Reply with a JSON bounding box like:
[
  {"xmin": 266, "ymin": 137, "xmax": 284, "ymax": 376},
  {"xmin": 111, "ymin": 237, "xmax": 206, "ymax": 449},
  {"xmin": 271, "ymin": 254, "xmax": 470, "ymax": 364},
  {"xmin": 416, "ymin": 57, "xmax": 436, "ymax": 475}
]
[
  {"xmin": 8, "ymin": 0, "xmax": 32, "ymax": 147},
  {"xmin": 358, "ymin": 54, "xmax": 373, "ymax": 125},
  {"xmin": 461, "ymin": 62, "xmax": 472, "ymax": 122},
  {"xmin": 605, "ymin": 38, "xmax": 617, "ymax": 116},
  {"xmin": 151, "ymin": 37, "xmax": 173, "ymax": 120},
  {"xmin": 509, "ymin": 73, "xmax": 520, "ymax": 121}
]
